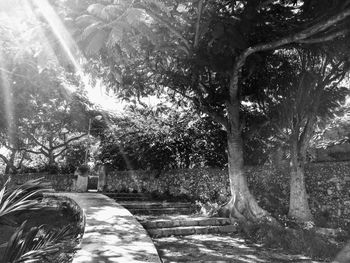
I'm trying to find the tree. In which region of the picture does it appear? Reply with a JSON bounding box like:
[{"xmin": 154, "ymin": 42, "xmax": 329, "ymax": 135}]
[
  {"xmin": 0, "ymin": 65, "xmax": 91, "ymax": 170},
  {"xmin": 255, "ymin": 45, "xmax": 349, "ymax": 222},
  {"xmin": 97, "ymin": 104, "xmax": 227, "ymax": 170},
  {"xmin": 0, "ymin": 3, "xmax": 96, "ymax": 172},
  {"xmin": 68, "ymin": 0, "xmax": 350, "ymax": 221}
]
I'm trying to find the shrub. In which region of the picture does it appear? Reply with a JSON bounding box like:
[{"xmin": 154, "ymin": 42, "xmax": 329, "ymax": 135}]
[{"xmin": 0, "ymin": 178, "xmax": 84, "ymax": 263}]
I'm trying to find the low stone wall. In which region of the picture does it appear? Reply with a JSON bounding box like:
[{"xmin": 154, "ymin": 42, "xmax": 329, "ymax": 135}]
[
  {"xmin": 104, "ymin": 168, "xmax": 230, "ymax": 201},
  {"xmin": 0, "ymin": 173, "xmax": 75, "ymax": 191},
  {"xmin": 104, "ymin": 161, "xmax": 350, "ymax": 228},
  {"xmin": 1, "ymin": 161, "xmax": 350, "ymax": 228}
]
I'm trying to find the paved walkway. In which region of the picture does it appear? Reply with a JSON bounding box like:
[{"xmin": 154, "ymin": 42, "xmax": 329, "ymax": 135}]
[{"xmin": 57, "ymin": 193, "xmax": 161, "ymax": 263}]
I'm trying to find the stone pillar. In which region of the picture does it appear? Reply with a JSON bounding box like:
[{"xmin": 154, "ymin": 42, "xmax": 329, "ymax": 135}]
[
  {"xmin": 72, "ymin": 166, "xmax": 89, "ymax": 192},
  {"xmin": 97, "ymin": 165, "xmax": 106, "ymax": 192}
]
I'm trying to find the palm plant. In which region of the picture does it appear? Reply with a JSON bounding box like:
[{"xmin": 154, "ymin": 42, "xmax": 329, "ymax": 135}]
[
  {"xmin": 0, "ymin": 178, "xmax": 50, "ymax": 224},
  {"xmin": 0, "ymin": 178, "xmax": 83, "ymax": 263}
]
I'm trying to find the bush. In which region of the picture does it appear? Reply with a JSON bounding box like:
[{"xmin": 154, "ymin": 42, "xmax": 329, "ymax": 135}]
[{"xmin": 0, "ymin": 179, "xmax": 84, "ymax": 263}]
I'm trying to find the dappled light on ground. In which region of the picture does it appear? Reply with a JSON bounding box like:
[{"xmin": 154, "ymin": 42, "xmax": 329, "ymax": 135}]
[{"xmin": 153, "ymin": 234, "xmax": 322, "ymax": 263}]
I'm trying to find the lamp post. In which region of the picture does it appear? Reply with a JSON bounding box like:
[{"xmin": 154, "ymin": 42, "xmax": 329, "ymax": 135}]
[
  {"xmin": 84, "ymin": 115, "xmax": 102, "ymax": 165},
  {"xmin": 84, "ymin": 118, "xmax": 92, "ymax": 165}
]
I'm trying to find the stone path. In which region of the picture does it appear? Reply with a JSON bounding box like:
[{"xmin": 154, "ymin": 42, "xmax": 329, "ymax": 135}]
[{"xmin": 55, "ymin": 193, "xmax": 161, "ymax": 263}]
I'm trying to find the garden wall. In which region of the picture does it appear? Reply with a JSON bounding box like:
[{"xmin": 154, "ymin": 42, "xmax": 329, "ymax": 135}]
[
  {"xmin": 0, "ymin": 173, "xmax": 75, "ymax": 191},
  {"xmin": 104, "ymin": 161, "xmax": 350, "ymax": 228},
  {"xmin": 1, "ymin": 161, "xmax": 349, "ymax": 228}
]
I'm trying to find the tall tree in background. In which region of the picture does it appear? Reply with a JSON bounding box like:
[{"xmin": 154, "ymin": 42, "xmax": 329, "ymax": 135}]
[
  {"xmin": 65, "ymin": 0, "xmax": 350, "ymax": 221},
  {"xmin": 255, "ymin": 46, "xmax": 349, "ymax": 221}
]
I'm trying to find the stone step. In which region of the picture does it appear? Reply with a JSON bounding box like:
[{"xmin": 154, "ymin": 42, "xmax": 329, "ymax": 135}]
[
  {"xmin": 147, "ymin": 224, "xmax": 238, "ymax": 237},
  {"xmin": 104, "ymin": 193, "xmax": 151, "ymax": 198},
  {"xmin": 104, "ymin": 192, "xmax": 150, "ymax": 196},
  {"xmin": 111, "ymin": 196, "xmax": 152, "ymax": 201},
  {"xmin": 141, "ymin": 217, "xmax": 234, "ymax": 229},
  {"xmin": 118, "ymin": 201, "xmax": 193, "ymax": 209},
  {"xmin": 129, "ymin": 207, "xmax": 194, "ymax": 215}
]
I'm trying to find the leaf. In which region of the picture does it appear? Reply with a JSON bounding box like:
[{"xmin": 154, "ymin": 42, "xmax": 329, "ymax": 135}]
[
  {"xmin": 125, "ymin": 8, "xmax": 145, "ymax": 25},
  {"xmin": 79, "ymin": 21, "xmax": 103, "ymax": 41},
  {"xmin": 106, "ymin": 27, "xmax": 123, "ymax": 48},
  {"xmin": 85, "ymin": 30, "xmax": 108, "ymax": 55},
  {"xmin": 108, "ymin": 44, "xmax": 124, "ymax": 62},
  {"xmin": 87, "ymin": 3, "xmax": 105, "ymax": 18},
  {"xmin": 120, "ymin": 39, "xmax": 138, "ymax": 57},
  {"xmin": 113, "ymin": 69, "xmax": 123, "ymax": 83},
  {"xmin": 138, "ymin": 21, "xmax": 160, "ymax": 42},
  {"xmin": 142, "ymin": 0, "xmax": 171, "ymax": 17},
  {"xmin": 75, "ymin": 14, "xmax": 100, "ymax": 27},
  {"xmin": 102, "ymin": 5, "xmax": 123, "ymax": 21}
]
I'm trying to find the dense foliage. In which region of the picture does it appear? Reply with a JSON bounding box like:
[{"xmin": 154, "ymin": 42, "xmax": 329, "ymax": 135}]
[
  {"xmin": 0, "ymin": 5, "xmax": 97, "ymax": 173},
  {"xmin": 97, "ymin": 105, "xmax": 227, "ymax": 170}
]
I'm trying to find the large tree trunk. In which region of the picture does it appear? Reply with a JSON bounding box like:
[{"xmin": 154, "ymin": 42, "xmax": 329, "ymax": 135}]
[
  {"xmin": 219, "ymin": 100, "xmax": 269, "ymax": 222},
  {"xmin": 4, "ymin": 151, "xmax": 17, "ymax": 174},
  {"xmin": 47, "ymin": 150, "xmax": 56, "ymax": 166},
  {"xmin": 288, "ymin": 140, "xmax": 313, "ymax": 222}
]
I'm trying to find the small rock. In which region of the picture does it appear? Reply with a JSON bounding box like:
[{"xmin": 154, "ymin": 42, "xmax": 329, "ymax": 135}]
[
  {"xmin": 327, "ymin": 189, "xmax": 333, "ymax": 195},
  {"xmin": 328, "ymin": 177, "xmax": 339, "ymax": 183}
]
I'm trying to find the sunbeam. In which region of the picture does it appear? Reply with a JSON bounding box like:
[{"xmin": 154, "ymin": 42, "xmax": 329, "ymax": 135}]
[
  {"xmin": 30, "ymin": 0, "xmax": 124, "ymax": 113},
  {"xmin": 0, "ymin": 51, "xmax": 15, "ymax": 148},
  {"xmin": 30, "ymin": 0, "xmax": 85, "ymax": 75}
]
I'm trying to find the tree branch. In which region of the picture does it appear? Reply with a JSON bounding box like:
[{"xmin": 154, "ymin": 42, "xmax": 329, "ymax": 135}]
[
  {"xmin": 21, "ymin": 131, "xmax": 49, "ymax": 152},
  {"xmin": 54, "ymin": 147, "xmax": 68, "ymax": 159},
  {"xmin": 298, "ymin": 29, "xmax": 349, "ymax": 44},
  {"xmin": 252, "ymin": 8, "xmax": 350, "ymax": 53},
  {"xmin": 24, "ymin": 149, "xmax": 42, "ymax": 155},
  {"xmin": 194, "ymin": 0, "xmax": 204, "ymax": 48},
  {"xmin": 229, "ymin": 7, "xmax": 350, "ymax": 100},
  {"xmin": 199, "ymin": 105, "xmax": 228, "ymax": 130},
  {"xmin": 0, "ymin": 153, "xmax": 16, "ymax": 169},
  {"xmin": 52, "ymin": 133, "xmax": 87, "ymax": 150}
]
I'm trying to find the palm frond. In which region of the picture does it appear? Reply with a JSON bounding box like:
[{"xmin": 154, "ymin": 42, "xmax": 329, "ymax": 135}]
[
  {"xmin": 0, "ymin": 178, "xmax": 51, "ymax": 222},
  {"xmin": 2, "ymin": 222, "xmax": 79, "ymax": 263}
]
